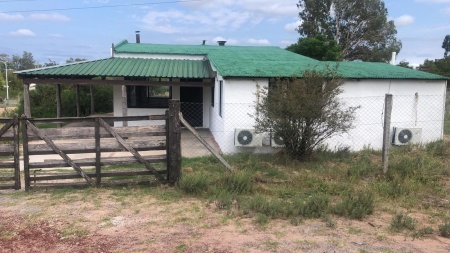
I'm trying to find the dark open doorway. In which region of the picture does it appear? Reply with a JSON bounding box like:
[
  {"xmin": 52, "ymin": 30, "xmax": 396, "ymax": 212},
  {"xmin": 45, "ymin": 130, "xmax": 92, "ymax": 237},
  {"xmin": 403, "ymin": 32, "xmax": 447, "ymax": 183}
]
[{"xmin": 180, "ymin": 87, "xmax": 203, "ymax": 127}]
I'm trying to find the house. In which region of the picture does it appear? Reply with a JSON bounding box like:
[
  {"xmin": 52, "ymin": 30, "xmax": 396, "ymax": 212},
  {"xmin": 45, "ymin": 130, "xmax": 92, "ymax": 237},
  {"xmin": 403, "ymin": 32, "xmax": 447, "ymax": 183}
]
[{"xmin": 16, "ymin": 34, "xmax": 447, "ymax": 153}]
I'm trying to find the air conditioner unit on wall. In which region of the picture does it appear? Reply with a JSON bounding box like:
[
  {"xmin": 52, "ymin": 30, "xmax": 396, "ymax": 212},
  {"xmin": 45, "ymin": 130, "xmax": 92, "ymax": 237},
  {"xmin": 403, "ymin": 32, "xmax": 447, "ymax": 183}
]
[
  {"xmin": 271, "ymin": 132, "xmax": 285, "ymax": 148},
  {"xmin": 392, "ymin": 127, "xmax": 422, "ymax": 146},
  {"xmin": 234, "ymin": 129, "xmax": 263, "ymax": 147}
]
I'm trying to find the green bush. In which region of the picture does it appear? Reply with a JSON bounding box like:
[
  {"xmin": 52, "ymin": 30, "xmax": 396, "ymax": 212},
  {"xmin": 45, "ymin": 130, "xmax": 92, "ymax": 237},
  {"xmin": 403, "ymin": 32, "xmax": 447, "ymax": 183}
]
[
  {"xmin": 439, "ymin": 222, "xmax": 450, "ymax": 238},
  {"xmin": 221, "ymin": 171, "xmax": 253, "ymax": 194},
  {"xmin": 16, "ymin": 84, "xmax": 113, "ymax": 118},
  {"xmin": 389, "ymin": 213, "xmax": 417, "ymax": 232},
  {"xmin": 213, "ymin": 190, "xmax": 234, "ymax": 210},
  {"xmin": 245, "ymin": 195, "xmax": 286, "ymax": 218},
  {"xmin": 292, "ymin": 194, "xmax": 330, "ymax": 218},
  {"xmin": 333, "ymin": 191, "xmax": 374, "ymax": 219},
  {"xmin": 177, "ymin": 173, "xmax": 210, "ymax": 194}
]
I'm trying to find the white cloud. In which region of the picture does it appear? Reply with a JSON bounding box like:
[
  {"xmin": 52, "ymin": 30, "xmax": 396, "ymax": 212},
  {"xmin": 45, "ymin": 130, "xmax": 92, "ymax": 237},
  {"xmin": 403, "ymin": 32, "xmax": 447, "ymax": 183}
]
[
  {"xmin": 212, "ymin": 37, "xmax": 239, "ymax": 45},
  {"xmin": 247, "ymin": 38, "xmax": 270, "ymax": 45},
  {"xmin": 0, "ymin": 13, "xmax": 24, "ymax": 21},
  {"xmin": 284, "ymin": 20, "xmax": 301, "ymax": 32},
  {"xmin": 141, "ymin": 9, "xmax": 253, "ymax": 34},
  {"xmin": 29, "ymin": 13, "xmax": 70, "ymax": 21},
  {"xmin": 280, "ymin": 40, "xmax": 295, "ymax": 46},
  {"xmin": 9, "ymin": 29, "xmax": 36, "ymax": 37},
  {"xmin": 394, "ymin": 15, "xmax": 415, "ymax": 26},
  {"xmin": 442, "ymin": 7, "xmax": 450, "ymax": 14},
  {"xmin": 49, "ymin": 33, "xmax": 64, "ymax": 38},
  {"xmin": 182, "ymin": 0, "xmax": 298, "ymax": 16}
]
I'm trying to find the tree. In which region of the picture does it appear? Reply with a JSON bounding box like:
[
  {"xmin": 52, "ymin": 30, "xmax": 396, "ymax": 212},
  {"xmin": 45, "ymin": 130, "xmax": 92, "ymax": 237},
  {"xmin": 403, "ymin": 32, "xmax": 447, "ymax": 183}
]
[
  {"xmin": 286, "ymin": 35, "xmax": 342, "ymax": 61},
  {"xmin": 66, "ymin": 57, "xmax": 87, "ymax": 64},
  {"xmin": 254, "ymin": 67, "xmax": 359, "ymax": 160},
  {"xmin": 11, "ymin": 51, "xmax": 36, "ymax": 70},
  {"xmin": 443, "ymin": 35, "xmax": 450, "ymax": 58},
  {"xmin": 418, "ymin": 58, "xmax": 450, "ymax": 78},
  {"xmin": 297, "ymin": 0, "xmax": 402, "ymax": 62},
  {"xmin": 397, "ymin": 60, "xmax": 413, "ymax": 69}
]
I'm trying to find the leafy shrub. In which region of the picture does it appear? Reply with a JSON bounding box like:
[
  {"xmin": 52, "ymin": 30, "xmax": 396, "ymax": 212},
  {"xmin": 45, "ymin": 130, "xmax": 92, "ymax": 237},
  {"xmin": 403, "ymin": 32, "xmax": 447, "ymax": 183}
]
[
  {"xmin": 221, "ymin": 171, "xmax": 253, "ymax": 194},
  {"xmin": 292, "ymin": 194, "xmax": 330, "ymax": 218},
  {"xmin": 213, "ymin": 190, "xmax": 234, "ymax": 210},
  {"xmin": 245, "ymin": 195, "xmax": 286, "ymax": 218},
  {"xmin": 389, "ymin": 213, "xmax": 417, "ymax": 232},
  {"xmin": 439, "ymin": 222, "xmax": 450, "ymax": 238},
  {"xmin": 333, "ymin": 191, "xmax": 374, "ymax": 219},
  {"xmin": 177, "ymin": 173, "xmax": 210, "ymax": 194}
]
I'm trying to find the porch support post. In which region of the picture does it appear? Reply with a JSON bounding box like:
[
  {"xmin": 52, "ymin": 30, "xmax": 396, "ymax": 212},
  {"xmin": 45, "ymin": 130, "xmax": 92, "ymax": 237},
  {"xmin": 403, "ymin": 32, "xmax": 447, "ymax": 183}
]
[
  {"xmin": 76, "ymin": 84, "xmax": 80, "ymax": 117},
  {"xmin": 56, "ymin": 84, "xmax": 62, "ymax": 128},
  {"xmin": 90, "ymin": 85, "xmax": 95, "ymax": 115},
  {"xmin": 121, "ymin": 85, "xmax": 128, "ymax": 127},
  {"xmin": 23, "ymin": 83, "xmax": 31, "ymax": 117}
]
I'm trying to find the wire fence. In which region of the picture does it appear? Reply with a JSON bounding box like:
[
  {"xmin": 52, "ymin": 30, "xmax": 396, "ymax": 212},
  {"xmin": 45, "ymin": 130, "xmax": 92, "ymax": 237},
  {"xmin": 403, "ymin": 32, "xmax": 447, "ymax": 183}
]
[{"xmin": 178, "ymin": 94, "xmax": 447, "ymax": 157}]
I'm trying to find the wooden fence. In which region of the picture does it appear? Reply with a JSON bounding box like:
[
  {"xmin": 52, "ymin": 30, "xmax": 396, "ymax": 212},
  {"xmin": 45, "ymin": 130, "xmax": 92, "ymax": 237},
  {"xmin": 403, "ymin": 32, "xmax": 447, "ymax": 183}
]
[
  {"xmin": 0, "ymin": 100, "xmax": 182, "ymax": 191},
  {"xmin": 0, "ymin": 115, "xmax": 20, "ymax": 190}
]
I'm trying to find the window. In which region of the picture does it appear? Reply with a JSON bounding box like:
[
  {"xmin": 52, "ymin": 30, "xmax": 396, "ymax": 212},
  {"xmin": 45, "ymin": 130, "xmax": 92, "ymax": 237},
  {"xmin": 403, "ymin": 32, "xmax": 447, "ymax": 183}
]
[
  {"xmin": 127, "ymin": 86, "xmax": 171, "ymax": 108},
  {"xmin": 211, "ymin": 85, "xmax": 215, "ymax": 107},
  {"xmin": 219, "ymin": 81, "xmax": 223, "ymax": 117}
]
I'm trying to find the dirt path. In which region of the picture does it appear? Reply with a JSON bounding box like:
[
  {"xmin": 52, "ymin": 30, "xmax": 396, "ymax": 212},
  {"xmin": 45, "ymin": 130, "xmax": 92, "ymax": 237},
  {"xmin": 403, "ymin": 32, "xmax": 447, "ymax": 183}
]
[{"xmin": 1, "ymin": 188, "xmax": 449, "ymax": 253}]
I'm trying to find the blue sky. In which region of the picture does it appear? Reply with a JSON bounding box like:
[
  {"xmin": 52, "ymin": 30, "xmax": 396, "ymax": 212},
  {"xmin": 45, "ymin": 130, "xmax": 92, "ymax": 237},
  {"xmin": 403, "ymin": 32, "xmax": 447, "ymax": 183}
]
[{"xmin": 0, "ymin": 0, "xmax": 449, "ymax": 67}]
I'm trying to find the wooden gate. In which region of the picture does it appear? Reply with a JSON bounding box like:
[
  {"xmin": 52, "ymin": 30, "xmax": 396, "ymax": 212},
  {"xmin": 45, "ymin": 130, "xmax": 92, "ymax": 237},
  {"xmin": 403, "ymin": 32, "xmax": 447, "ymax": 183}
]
[
  {"xmin": 22, "ymin": 101, "xmax": 181, "ymax": 190},
  {"xmin": 0, "ymin": 115, "xmax": 20, "ymax": 190}
]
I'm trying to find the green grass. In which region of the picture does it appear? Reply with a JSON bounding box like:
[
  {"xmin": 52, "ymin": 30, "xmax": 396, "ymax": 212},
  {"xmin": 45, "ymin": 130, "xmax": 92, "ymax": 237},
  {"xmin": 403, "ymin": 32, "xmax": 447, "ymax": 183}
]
[
  {"xmin": 14, "ymin": 138, "xmax": 450, "ymax": 239},
  {"xmin": 175, "ymin": 142, "xmax": 450, "ymax": 225}
]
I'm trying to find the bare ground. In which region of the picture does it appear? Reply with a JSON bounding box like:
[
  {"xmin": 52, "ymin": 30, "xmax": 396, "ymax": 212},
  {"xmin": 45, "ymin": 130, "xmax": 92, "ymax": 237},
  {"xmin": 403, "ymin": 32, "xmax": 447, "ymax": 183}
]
[{"xmin": 1, "ymin": 187, "xmax": 450, "ymax": 253}]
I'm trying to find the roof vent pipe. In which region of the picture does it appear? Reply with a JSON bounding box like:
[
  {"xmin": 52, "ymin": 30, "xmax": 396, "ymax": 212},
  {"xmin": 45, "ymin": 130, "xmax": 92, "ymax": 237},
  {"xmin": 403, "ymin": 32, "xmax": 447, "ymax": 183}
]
[
  {"xmin": 111, "ymin": 43, "xmax": 115, "ymax": 57},
  {"xmin": 135, "ymin": 31, "xmax": 141, "ymax": 43},
  {"xmin": 390, "ymin": 52, "xmax": 396, "ymax": 65},
  {"xmin": 217, "ymin": 40, "xmax": 226, "ymax": 46},
  {"xmin": 202, "ymin": 40, "xmax": 206, "ymax": 45}
]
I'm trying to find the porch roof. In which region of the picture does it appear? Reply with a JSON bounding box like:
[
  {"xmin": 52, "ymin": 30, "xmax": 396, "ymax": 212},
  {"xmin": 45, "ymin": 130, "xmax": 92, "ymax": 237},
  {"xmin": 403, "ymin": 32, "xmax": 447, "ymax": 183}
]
[{"xmin": 15, "ymin": 57, "xmax": 214, "ymax": 79}]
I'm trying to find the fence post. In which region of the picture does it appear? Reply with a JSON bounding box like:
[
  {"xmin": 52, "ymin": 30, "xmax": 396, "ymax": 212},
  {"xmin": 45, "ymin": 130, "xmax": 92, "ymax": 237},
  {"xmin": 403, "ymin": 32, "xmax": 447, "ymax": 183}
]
[
  {"xmin": 13, "ymin": 115, "xmax": 20, "ymax": 190},
  {"xmin": 95, "ymin": 118, "xmax": 101, "ymax": 187},
  {"xmin": 167, "ymin": 100, "xmax": 181, "ymax": 184},
  {"xmin": 21, "ymin": 116, "xmax": 30, "ymax": 190},
  {"xmin": 23, "ymin": 84, "xmax": 31, "ymax": 118},
  {"xmin": 382, "ymin": 94, "xmax": 393, "ymax": 174}
]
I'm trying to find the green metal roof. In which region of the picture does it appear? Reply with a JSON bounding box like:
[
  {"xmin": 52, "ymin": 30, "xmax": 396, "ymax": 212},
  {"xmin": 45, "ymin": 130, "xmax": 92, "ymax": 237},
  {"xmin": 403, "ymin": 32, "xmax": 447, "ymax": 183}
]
[
  {"xmin": 15, "ymin": 57, "xmax": 213, "ymax": 78},
  {"xmin": 115, "ymin": 40, "xmax": 447, "ymax": 80},
  {"xmin": 15, "ymin": 40, "xmax": 447, "ymax": 81},
  {"xmin": 115, "ymin": 40, "xmax": 319, "ymax": 78},
  {"xmin": 327, "ymin": 61, "xmax": 446, "ymax": 80}
]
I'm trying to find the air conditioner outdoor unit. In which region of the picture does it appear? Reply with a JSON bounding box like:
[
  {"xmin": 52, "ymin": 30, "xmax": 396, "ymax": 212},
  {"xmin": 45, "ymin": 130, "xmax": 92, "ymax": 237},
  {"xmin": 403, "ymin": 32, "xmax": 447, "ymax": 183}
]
[
  {"xmin": 271, "ymin": 132, "xmax": 285, "ymax": 148},
  {"xmin": 234, "ymin": 129, "xmax": 263, "ymax": 147},
  {"xmin": 392, "ymin": 127, "xmax": 422, "ymax": 146}
]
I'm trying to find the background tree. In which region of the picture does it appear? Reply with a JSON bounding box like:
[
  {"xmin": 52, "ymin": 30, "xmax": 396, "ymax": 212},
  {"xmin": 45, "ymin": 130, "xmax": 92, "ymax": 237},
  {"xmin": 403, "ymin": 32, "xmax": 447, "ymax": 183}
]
[
  {"xmin": 443, "ymin": 35, "xmax": 450, "ymax": 58},
  {"xmin": 418, "ymin": 58, "xmax": 450, "ymax": 78},
  {"xmin": 66, "ymin": 57, "xmax": 87, "ymax": 64},
  {"xmin": 286, "ymin": 35, "xmax": 342, "ymax": 61},
  {"xmin": 11, "ymin": 51, "xmax": 36, "ymax": 70},
  {"xmin": 254, "ymin": 67, "xmax": 359, "ymax": 160},
  {"xmin": 297, "ymin": 0, "xmax": 402, "ymax": 62},
  {"xmin": 397, "ymin": 60, "xmax": 413, "ymax": 69}
]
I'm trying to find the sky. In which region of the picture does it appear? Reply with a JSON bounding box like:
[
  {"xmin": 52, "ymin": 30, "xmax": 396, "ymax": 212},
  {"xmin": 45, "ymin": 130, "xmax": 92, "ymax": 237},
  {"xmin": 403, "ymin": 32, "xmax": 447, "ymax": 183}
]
[{"xmin": 0, "ymin": 0, "xmax": 449, "ymax": 67}]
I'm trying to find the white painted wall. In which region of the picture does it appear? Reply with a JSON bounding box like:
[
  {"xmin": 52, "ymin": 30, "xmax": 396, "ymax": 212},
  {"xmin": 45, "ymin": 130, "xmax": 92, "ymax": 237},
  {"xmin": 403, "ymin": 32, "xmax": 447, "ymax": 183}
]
[
  {"xmin": 328, "ymin": 79, "xmax": 447, "ymax": 150},
  {"xmin": 112, "ymin": 63, "xmax": 447, "ymax": 153},
  {"xmin": 208, "ymin": 78, "xmax": 447, "ymax": 153}
]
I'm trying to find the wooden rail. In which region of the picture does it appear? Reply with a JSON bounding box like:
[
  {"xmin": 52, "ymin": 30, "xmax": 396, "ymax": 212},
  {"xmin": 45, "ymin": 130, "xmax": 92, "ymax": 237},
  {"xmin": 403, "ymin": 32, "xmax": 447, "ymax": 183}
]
[
  {"xmin": 20, "ymin": 100, "xmax": 181, "ymax": 190},
  {"xmin": 0, "ymin": 115, "xmax": 20, "ymax": 190}
]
